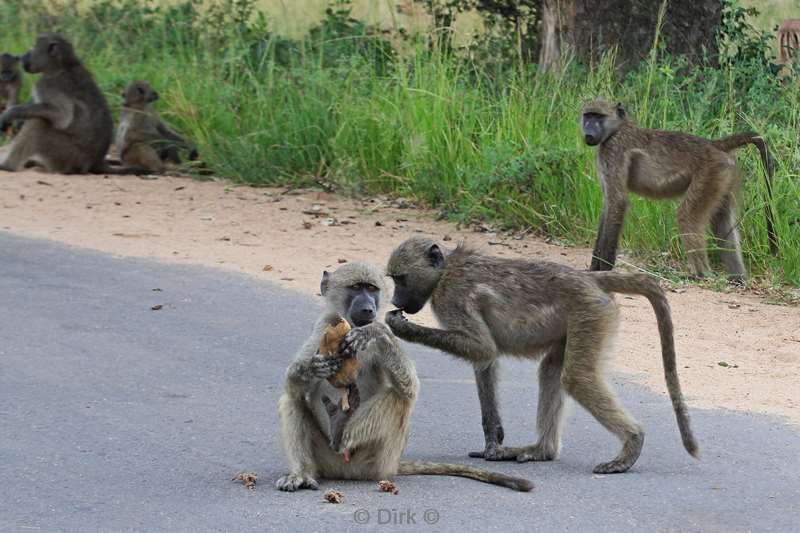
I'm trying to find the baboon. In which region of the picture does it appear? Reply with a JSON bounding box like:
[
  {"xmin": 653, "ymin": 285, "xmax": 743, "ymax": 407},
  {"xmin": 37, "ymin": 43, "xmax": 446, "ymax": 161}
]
[
  {"xmin": 581, "ymin": 99, "xmax": 778, "ymax": 281},
  {"xmin": 0, "ymin": 53, "xmax": 21, "ymax": 114},
  {"xmin": 0, "ymin": 34, "xmax": 142, "ymax": 174},
  {"xmin": 778, "ymin": 19, "xmax": 800, "ymax": 63},
  {"xmin": 385, "ymin": 237, "xmax": 698, "ymax": 474},
  {"xmin": 115, "ymin": 80, "xmax": 197, "ymax": 174},
  {"xmin": 276, "ymin": 261, "xmax": 533, "ymax": 492}
]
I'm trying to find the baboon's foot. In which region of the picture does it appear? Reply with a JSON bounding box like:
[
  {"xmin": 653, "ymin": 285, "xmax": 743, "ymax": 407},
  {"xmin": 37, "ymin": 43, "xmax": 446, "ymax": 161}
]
[
  {"xmin": 592, "ymin": 432, "xmax": 644, "ymax": 474},
  {"xmin": 275, "ymin": 473, "xmax": 319, "ymax": 492},
  {"xmin": 468, "ymin": 444, "xmax": 522, "ymax": 461},
  {"xmin": 727, "ymin": 274, "xmax": 746, "ymax": 287},
  {"xmin": 515, "ymin": 443, "xmax": 557, "ymax": 463}
]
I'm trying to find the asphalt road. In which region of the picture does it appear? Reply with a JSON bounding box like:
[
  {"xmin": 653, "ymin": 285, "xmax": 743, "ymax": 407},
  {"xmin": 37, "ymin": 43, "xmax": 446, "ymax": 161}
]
[{"xmin": 1, "ymin": 232, "xmax": 799, "ymax": 533}]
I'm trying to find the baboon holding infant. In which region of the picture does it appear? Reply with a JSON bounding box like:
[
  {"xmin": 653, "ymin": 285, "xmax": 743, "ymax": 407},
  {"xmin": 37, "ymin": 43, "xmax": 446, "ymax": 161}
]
[
  {"xmin": 116, "ymin": 80, "xmax": 197, "ymax": 174},
  {"xmin": 276, "ymin": 261, "xmax": 533, "ymax": 492},
  {"xmin": 581, "ymin": 99, "xmax": 777, "ymax": 281},
  {"xmin": 385, "ymin": 237, "xmax": 698, "ymax": 474}
]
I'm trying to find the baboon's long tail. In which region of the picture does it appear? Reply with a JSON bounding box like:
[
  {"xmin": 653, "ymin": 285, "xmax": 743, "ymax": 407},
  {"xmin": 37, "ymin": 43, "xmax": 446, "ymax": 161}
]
[
  {"xmin": 398, "ymin": 461, "xmax": 533, "ymax": 492},
  {"xmin": 712, "ymin": 132, "xmax": 779, "ymax": 256},
  {"xmin": 593, "ymin": 272, "xmax": 699, "ymax": 459}
]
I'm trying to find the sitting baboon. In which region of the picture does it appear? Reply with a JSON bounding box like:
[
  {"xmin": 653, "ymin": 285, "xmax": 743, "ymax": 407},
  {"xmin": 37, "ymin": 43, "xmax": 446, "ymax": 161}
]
[
  {"xmin": 581, "ymin": 99, "xmax": 777, "ymax": 281},
  {"xmin": 0, "ymin": 53, "xmax": 21, "ymax": 114},
  {"xmin": 778, "ymin": 19, "xmax": 800, "ymax": 63},
  {"xmin": 385, "ymin": 237, "xmax": 698, "ymax": 474},
  {"xmin": 276, "ymin": 261, "xmax": 533, "ymax": 492},
  {"xmin": 0, "ymin": 34, "xmax": 142, "ymax": 174},
  {"xmin": 115, "ymin": 80, "xmax": 197, "ymax": 174}
]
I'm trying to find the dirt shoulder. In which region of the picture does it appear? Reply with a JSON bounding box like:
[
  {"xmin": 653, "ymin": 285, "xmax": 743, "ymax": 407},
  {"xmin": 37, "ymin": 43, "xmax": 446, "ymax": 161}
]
[{"xmin": 1, "ymin": 171, "xmax": 798, "ymax": 424}]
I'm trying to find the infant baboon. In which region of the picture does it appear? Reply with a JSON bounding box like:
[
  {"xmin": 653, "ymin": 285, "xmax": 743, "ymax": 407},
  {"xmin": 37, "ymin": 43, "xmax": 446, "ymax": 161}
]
[
  {"xmin": 385, "ymin": 237, "xmax": 698, "ymax": 474},
  {"xmin": 276, "ymin": 262, "xmax": 533, "ymax": 492},
  {"xmin": 0, "ymin": 53, "xmax": 21, "ymax": 114},
  {"xmin": 115, "ymin": 80, "xmax": 197, "ymax": 174},
  {"xmin": 581, "ymin": 99, "xmax": 777, "ymax": 281},
  {"xmin": 0, "ymin": 34, "xmax": 140, "ymax": 174}
]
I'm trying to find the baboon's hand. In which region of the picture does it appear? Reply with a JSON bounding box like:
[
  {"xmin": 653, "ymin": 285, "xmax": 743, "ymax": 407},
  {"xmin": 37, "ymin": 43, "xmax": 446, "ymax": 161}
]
[
  {"xmin": 309, "ymin": 354, "xmax": 342, "ymax": 379},
  {"xmin": 385, "ymin": 309, "xmax": 412, "ymax": 337},
  {"xmin": 339, "ymin": 327, "xmax": 373, "ymax": 358}
]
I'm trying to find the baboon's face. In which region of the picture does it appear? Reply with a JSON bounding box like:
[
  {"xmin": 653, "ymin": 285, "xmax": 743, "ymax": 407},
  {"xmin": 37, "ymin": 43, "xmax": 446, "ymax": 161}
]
[
  {"xmin": 581, "ymin": 100, "xmax": 626, "ymax": 146},
  {"xmin": 21, "ymin": 34, "xmax": 78, "ymax": 74},
  {"xmin": 386, "ymin": 237, "xmax": 445, "ymax": 315},
  {"xmin": 320, "ymin": 262, "xmax": 385, "ymax": 327},
  {"xmin": 0, "ymin": 54, "xmax": 20, "ymax": 83},
  {"xmin": 123, "ymin": 81, "xmax": 159, "ymax": 106}
]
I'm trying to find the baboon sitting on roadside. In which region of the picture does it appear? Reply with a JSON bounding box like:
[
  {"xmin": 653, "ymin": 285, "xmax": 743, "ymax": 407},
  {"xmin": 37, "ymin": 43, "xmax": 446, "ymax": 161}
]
[
  {"xmin": 0, "ymin": 34, "xmax": 141, "ymax": 174},
  {"xmin": 276, "ymin": 261, "xmax": 533, "ymax": 492},
  {"xmin": 385, "ymin": 237, "xmax": 698, "ymax": 474},
  {"xmin": 115, "ymin": 80, "xmax": 197, "ymax": 174}
]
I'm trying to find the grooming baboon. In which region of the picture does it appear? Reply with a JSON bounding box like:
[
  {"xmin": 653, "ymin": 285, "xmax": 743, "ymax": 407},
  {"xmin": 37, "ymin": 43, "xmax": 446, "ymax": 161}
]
[
  {"xmin": 276, "ymin": 262, "xmax": 533, "ymax": 492},
  {"xmin": 0, "ymin": 53, "xmax": 21, "ymax": 114},
  {"xmin": 581, "ymin": 99, "xmax": 778, "ymax": 281},
  {"xmin": 0, "ymin": 34, "xmax": 142, "ymax": 174},
  {"xmin": 385, "ymin": 237, "xmax": 698, "ymax": 474},
  {"xmin": 778, "ymin": 19, "xmax": 800, "ymax": 63},
  {"xmin": 115, "ymin": 80, "xmax": 197, "ymax": 174}
]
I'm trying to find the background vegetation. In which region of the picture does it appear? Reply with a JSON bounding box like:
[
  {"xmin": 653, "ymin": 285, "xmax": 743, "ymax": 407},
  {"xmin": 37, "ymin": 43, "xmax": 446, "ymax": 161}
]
[{"xmin": 1, "ymin": 0, "xmax": 798, "ymax": 287}]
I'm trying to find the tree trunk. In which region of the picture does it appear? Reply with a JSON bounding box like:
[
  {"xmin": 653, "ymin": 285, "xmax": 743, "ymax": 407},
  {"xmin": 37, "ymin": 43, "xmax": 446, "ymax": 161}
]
[{"xmin": 538, "ymin": 0, "xmax": 722, "ymax": 72}]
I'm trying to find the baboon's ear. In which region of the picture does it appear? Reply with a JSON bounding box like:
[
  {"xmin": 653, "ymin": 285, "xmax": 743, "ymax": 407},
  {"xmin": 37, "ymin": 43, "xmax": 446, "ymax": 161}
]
[
  {"xmin": 616, "ymin": 102, "xmax": 626, "ymax": 118},
  {"xmin": 320, "ymin": 271, "xmax": 331, "ymax": 296},
  {"xmin": 427, "ymin": 244, "xmax": 444, "ymax": 268}
]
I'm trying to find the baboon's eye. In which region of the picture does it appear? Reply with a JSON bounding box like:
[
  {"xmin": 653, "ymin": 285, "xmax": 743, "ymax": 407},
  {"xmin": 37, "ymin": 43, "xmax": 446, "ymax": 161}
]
[
  {"xmin": 365, "ymin": 284, "xmax": 380, "ymax": 293},
  {"xmin": 391, "ymin": 275, "xmax": 407, "ymax": 286},
  {"xmin": 137, "ymin": 87, "xmax": 145, "ymax": 95}
]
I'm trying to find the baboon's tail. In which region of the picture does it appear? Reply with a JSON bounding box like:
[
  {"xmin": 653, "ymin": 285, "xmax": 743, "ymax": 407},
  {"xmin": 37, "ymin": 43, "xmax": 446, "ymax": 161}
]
[
  {"xmin": 712, "ymin": 132, "xmax": 779, "ymax": 256},
  {"xmin": 593, "ymin": 272, "xmax": 699, "ymax": 459},
  {"xmin": 91, "ymin": 162, "xmax": 151, "ymax": 176},
  {"xmin": 398, "ymin": 461, "xmax": 533, "ymax": 492}
]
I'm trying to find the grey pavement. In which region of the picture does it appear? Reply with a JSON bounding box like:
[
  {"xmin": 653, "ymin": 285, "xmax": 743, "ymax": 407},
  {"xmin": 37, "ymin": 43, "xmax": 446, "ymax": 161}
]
[{"xmin": 1, "ymin": 232, "xmax": 798, "ymax": 532}]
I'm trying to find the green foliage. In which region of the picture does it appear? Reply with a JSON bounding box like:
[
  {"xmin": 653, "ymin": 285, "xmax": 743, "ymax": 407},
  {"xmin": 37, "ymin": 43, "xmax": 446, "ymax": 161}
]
[{"xmin": 0, "ymin": 0, "xmax": 797, "ymax": 286}]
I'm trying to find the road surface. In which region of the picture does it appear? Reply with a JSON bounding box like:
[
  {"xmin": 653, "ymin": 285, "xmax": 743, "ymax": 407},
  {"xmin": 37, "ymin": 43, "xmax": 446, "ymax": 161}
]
[{"xmin": 1, "ymin": 232, "xmax": 798, "ymax": 532}]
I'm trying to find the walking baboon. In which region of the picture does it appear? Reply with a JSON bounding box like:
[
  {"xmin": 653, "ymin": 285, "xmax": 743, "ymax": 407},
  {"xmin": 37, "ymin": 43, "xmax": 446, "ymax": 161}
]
[
  {"xmin": 276, "ymin": 262, "xmax": 533, "ymax": 492},
  {"xmin": 581, "ymin": 99, "xmax": 778, "ymax": 281},
  {"xmin": 0, "ymin": 53, "xmax": 21, "ymax": 114},
  {"xmin": 0, "ymin": 34, "xmax": 142, "ymax": 174},
  {"xmin": 385, "ymin": 237, "xmax": 698, "ymax": 474},
  {"xmin": 115, "ymin": 80, "xmax": 197, "ymax": 174}
]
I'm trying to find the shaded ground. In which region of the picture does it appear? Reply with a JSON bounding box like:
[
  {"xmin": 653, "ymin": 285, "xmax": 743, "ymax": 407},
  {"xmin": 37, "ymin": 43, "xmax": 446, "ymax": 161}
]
[
  {"xmin": 1, "ymin": 172, "xmax": 798, "ymax": 424},
  {"xmin": 1, "ymin": 233, "xmax": 799, "ymax": 532}
]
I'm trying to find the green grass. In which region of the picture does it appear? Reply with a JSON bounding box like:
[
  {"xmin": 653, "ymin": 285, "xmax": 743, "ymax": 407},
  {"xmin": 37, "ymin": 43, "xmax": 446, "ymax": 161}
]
[{"xmin": 1, "ymin": 0, "xmax": 799, "ymax": 288}]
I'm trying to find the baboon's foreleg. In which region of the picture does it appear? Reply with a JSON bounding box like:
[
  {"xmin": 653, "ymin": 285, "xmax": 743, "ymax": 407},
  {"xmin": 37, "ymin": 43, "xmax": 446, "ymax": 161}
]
[
  {"xmin": 276, "ymin": 393, "xmax": 321, "ymax": 491},
  {"xmin": 590, "ymin": 195, "xmax": 628, "ymax": 271},
  {"xmin": 710, "ymin": 192, "xmax": 746, "ymax": 281},
  {"xmin": 516, "ymin": 341, "xmax": 567, "ymax": 462},
  {"xmin": 468, "ymin": 361, "xmax": 519, "ymax": 460},
  {"xmin": 561, "ymin": 304, "xmax": 644, "ymax": 474}
]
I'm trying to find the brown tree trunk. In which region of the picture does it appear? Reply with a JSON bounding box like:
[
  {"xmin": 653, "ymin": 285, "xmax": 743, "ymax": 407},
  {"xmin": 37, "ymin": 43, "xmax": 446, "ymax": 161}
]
[{"xmin": 538, "ymin": 0, "xmax": 722, "ymax": 72}]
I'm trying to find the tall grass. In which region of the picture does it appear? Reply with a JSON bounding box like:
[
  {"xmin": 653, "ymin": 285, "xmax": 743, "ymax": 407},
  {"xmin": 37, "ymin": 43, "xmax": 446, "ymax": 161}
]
[{"xmin": 1, "ymin": 0, "xmax": 798, "ymax": 287}]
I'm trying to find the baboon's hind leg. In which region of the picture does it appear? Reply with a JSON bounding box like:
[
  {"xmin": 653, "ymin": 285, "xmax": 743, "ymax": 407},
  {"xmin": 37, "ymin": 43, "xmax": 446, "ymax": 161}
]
[
  {"xmin": 677, "ymin": 163, "xmax": 735, "ymax": 277},
  {"xmin": 711, "ymin": 192, "xmax": 746, "ymax": 281},
  {"xmin": 517, "ymin": 341, "xmax": 566, "ymax": 462},
  {"xmin": 561, "ymin": 301, "xmax": 644, "ymax": 474}
]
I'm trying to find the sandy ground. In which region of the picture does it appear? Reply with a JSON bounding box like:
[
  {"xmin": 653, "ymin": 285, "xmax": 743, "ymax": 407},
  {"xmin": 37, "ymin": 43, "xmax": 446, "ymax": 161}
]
[{"xmin": 1, "ymin": 171, "xmax": 798, "ymax": 425}]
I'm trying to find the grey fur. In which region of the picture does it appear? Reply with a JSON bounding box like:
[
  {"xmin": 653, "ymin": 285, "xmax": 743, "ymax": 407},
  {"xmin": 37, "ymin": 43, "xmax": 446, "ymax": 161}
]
[
  {"xmin": 386, "ymin": 237, "xmax": 698, "ymax": 474},
  {"xmin": 0, "ymin": 53, "xmax": 21, "ymax": 114}
]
